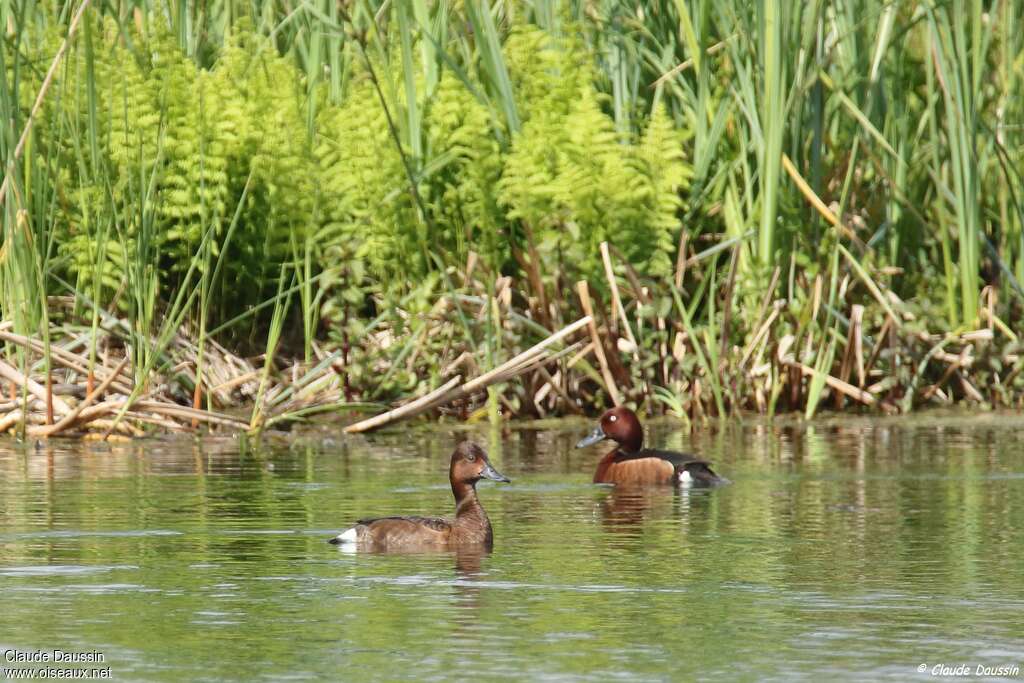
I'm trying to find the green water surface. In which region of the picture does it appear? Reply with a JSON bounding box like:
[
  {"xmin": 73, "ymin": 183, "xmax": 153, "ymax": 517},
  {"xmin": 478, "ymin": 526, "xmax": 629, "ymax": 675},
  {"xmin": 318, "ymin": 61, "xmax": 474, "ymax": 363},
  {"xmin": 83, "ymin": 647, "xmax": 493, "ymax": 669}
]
[{"xmin": 1, "ymin": 415, "xmax": 1023, "ymax": 681}]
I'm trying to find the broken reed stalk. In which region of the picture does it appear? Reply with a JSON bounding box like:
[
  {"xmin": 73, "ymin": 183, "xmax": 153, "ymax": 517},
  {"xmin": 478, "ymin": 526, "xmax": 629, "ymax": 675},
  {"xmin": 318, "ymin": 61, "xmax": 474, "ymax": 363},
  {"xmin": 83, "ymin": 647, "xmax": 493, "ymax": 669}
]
[
  {"xmin": 127, "ymin": 401, "xmax": 250, "ymax": 428},
  {"xmin": 211, "ymin": 370, "xmax": 260, "ymax": 394},
  {"xmin": 781, "ymin": 153, "xmax": 863, "ymax": 247},
  {"xmin": 923, "ymin": 350, "xmax": 969, "ymax": 400},
  {"xmin": 33, "ymin": 357, "xmax": 129, "ymax": 437},
  {"xmin": 789, "ymin": 361, "xmax": 876, "ymax": 405},
  {"xmin": 341, "ymin": 375, "xmax": 463, "ymax": 435},
  {"xmin": 959, "ymin": 374, "xmax": 984, "ymax": 401},
  {"xmin": 0, "ymin": 409, "xmax": 26, "ymax": 432},
  {"xmin": 651, "ymin": 35, "xmax": 734, "ymax": 87},
  {"xmin": 344, "ymin": 316, "xmax": 593, "ymax": 434},
  {"xmin": 25, "ymin": 400, "xmax": 134, "ymax": 436},
  {"xmin": 500, "ymin": 341, "xmax": 584, "ymax": 383},
  {"xmin": 739, "ymin": 303, "xmax": 782, "ymax": 370},
  {"xmin": 0, "ymin": 330, "xmax": 134, "ymax": 394},
  {"xmin": 838, "ymin": 244, "xmax": 902, "ymax": 327},
  {"xmin": 599, "ymin": 242, "xmax": 638, "ymax": 352},
  {"xmin": 535, "ymin": 365, "xmax": 582, "ymax": 414},
  {"xmin": 850, "ymin": 304, "xmax": 865, "ymax": 387},
  {"xmin": 0, "ymin": 320, "xmax": 262, "ymax": 436},
  {"xmin": 747, "ymin": 266, "xmax": 781, "ymax": 351},
  {"xmin": 457, "ymin": 316, "xmax": 590, "ymax": 395},
  {"xmin": 575, "ymin": 282, "xmax": 622, "ymax": 405},
  {"xmin": 0, "ymin": 357, "xmax": 73, "ymax": 417},
  {"xmin": 674, "ymin": 231, "xmax": 689, "ymax": 290},
  {"xmin": 22, "ymin": 398, "xmax": 251, "ymax": 436}
]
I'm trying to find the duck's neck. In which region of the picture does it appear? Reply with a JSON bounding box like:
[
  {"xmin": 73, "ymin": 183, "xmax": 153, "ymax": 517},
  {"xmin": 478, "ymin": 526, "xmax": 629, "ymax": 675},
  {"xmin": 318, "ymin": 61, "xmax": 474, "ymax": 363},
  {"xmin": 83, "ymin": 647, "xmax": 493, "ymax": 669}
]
[
  {"xmin": 616, "ymin": 437, "xmax": 643, "ymax": 456},
  {"xmin": 452, "ymin": 481, "xmax": 484, "ymax": 518},
  {"xmin": 451, "ymin": 481, "xmax": 492, "ymax": 540}
]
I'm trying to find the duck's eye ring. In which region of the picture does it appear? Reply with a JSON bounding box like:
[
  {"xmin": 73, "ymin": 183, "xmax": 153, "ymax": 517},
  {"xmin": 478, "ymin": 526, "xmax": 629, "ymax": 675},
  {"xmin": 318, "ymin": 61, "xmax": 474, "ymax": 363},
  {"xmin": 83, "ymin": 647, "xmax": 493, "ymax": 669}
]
[
  {"xmin": 466, "ymin": 453, "xmax": 476, "ymax": 462},
  {"xmin": 609, "ymin": 415, "xmax": 618, "ymax": 422}
]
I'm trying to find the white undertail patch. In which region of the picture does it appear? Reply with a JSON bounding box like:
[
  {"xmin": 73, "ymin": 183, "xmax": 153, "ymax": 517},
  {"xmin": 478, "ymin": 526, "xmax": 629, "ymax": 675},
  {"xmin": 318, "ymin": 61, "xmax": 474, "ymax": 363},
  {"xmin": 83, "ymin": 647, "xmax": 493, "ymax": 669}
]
[
  {"xmin": 331, "ymin": 527, "xmax": 359, "ymax": 545},
  {"xmin": 678, "ymin": 470, "xmax": 693, "ymax": 487}
]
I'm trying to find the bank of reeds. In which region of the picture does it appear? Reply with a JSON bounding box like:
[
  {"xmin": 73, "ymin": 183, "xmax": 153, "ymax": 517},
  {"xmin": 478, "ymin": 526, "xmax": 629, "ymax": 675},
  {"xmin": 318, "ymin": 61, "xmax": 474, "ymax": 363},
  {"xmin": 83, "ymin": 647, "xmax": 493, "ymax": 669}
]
[{"xmin": 0, "ymin": 1, "xmax": 1022, "ymax": 436}]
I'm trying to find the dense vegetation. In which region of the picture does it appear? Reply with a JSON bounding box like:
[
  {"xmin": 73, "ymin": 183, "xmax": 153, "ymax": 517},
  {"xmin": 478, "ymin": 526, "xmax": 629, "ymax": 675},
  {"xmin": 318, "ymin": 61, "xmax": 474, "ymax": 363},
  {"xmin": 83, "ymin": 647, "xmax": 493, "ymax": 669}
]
[{"xmin": 0, "ymin": 1, "xmax": 1022, "ymax": 433}]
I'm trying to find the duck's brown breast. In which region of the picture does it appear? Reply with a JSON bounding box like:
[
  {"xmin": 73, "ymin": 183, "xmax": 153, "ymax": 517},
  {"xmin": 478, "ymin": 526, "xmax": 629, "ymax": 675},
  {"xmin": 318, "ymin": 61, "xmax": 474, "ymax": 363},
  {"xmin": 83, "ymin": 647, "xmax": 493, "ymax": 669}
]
[
  {"xmin": 594, "ymin": 456, "xmax": 676, "ymax": 485},
  {"xmin": 449, "ymin": 517, "xmax": 493, "ymax": 546}
]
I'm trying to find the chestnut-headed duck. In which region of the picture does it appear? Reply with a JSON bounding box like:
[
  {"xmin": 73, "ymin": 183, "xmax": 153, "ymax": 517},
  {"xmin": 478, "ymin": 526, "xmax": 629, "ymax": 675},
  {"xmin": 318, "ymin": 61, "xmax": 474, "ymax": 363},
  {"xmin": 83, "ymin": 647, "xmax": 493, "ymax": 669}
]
[
  {"xmin": 576, "ymin": 406, "xmax": 728, "ymax": 487},
  {"xmin": 328, "ymin": 442, "xmax": 510, "ymax": 549}
]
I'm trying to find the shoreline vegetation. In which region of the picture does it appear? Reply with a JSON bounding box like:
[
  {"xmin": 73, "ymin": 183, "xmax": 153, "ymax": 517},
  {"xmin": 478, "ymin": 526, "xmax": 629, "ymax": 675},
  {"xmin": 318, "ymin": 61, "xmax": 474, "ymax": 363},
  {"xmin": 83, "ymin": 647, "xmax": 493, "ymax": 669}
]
[{"xmin": 1, "ymin": 2, "xmax": 1022, "ymax": 438}]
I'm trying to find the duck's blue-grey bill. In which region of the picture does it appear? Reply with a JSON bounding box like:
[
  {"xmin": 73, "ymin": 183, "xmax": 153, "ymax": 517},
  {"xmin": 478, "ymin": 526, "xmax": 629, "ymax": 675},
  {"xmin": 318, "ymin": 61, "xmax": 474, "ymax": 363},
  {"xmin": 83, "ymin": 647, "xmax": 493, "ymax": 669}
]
[
  {"xmin": 481, "ymin": 461, "xmax": 511, "ymax": 483},
  {"xmin": 575, "ymin": 426, "xmax": 606, "ymax": 449}
]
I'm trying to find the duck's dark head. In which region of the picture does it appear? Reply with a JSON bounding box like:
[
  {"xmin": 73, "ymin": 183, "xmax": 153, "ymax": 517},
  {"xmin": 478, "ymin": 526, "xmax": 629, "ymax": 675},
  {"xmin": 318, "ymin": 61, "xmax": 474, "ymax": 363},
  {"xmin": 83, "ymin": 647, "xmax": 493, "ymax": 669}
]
[
  {"xmin": 450, "ymin": 442, "xmax": 511, "ymax": 487},
  {"xmin": 575, "ymin": 406, "xmax": 643, "ymax": 454}
]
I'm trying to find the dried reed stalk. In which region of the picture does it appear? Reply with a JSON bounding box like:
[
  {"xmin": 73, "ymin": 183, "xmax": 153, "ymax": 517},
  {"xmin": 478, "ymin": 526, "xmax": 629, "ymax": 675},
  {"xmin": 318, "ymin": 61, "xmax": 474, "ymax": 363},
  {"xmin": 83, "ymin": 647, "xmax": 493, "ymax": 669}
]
[
  {"xmin": 33, "ymin": 357, "xmax": 130, "ymax": 437},
  {"xmin": 342, "ymin": 375, "xmax": 463, "ymax": 434},
  {"xmin": 789, "ymin": 361, "xmax": 876, "ymax": 406},
  {"xmin": 575, "ymin": 282, "xmax": 622, "ymax": 405},
  {"xmin": 599, "ymin": 242, "xmax": 638, "ymax": 352},
  {"xmin": 344, "ymin": 316, "xmax": 592, "ymax": 433},
  {"xmin": 0, "ymin": 330, "xmax": 134, "ymax": 394},
  {"xmin": 0, "ymin": 358, "xmax": 73, "ymax": 416},
  {"xmin": 781, "ymin": 153, "xmax": 862, "ymax": 246}
]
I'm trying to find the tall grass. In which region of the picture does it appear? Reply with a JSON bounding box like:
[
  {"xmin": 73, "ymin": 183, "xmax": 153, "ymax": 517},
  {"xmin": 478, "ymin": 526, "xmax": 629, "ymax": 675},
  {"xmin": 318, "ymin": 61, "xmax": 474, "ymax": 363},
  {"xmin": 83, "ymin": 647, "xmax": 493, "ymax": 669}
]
[{"xmin": 0, "ymin": 0, "xmax": 1021, "ymax": 429}]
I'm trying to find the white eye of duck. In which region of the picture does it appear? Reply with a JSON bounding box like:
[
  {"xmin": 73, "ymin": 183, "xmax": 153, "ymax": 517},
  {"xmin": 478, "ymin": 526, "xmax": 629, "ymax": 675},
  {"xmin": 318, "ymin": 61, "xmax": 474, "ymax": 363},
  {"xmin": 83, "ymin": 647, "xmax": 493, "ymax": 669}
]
[{"xmin": 609, "ymin": 415, "xmax": 617, "ymax": 422}]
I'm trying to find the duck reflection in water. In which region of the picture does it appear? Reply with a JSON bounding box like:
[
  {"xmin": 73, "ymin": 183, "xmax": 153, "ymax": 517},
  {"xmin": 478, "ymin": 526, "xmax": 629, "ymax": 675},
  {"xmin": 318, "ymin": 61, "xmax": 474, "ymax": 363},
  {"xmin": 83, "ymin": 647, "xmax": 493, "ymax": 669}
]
[
  {"xmin": 333, "ymin": 543, "xmax": 491, "ymax": 626},
  {"xmin": 332, "ymin": 541, "xmax": 488, "ymax": 572},
  {"xmin": 599, "ymin": 483, "xmax": 717, "ymax": 533}
]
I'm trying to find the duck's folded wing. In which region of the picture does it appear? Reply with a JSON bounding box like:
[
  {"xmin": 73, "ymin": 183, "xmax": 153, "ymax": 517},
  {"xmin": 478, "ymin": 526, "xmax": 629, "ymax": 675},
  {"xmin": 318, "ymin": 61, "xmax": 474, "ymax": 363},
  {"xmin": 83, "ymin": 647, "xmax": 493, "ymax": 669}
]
[
  {"xmin": 354, "ymin": 515, "xmax": 453, "ymax": 545},
  {"xmin": 356, "ymin": 515, "xmax": 451, "ymax": 531},
  {"xmin": 638, "ymin": 450, "xmax": 727, "ymax": 486},
  {"xmin": 636, "ymin": 449, "xmax": 706, "ymax": 467}
]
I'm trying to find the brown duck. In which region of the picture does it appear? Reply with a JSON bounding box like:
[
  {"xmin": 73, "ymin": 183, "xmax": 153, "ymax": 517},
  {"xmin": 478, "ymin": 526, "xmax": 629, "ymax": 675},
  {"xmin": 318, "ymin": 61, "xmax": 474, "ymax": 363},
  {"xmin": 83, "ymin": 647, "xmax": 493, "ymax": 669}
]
[
  {"xmin": 576, "ymin": 407, "xmax": 728, "ymax": 487},
  {"xmin": 328, "ymin": 442, "xmax": 510, "ymax": 549}
]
